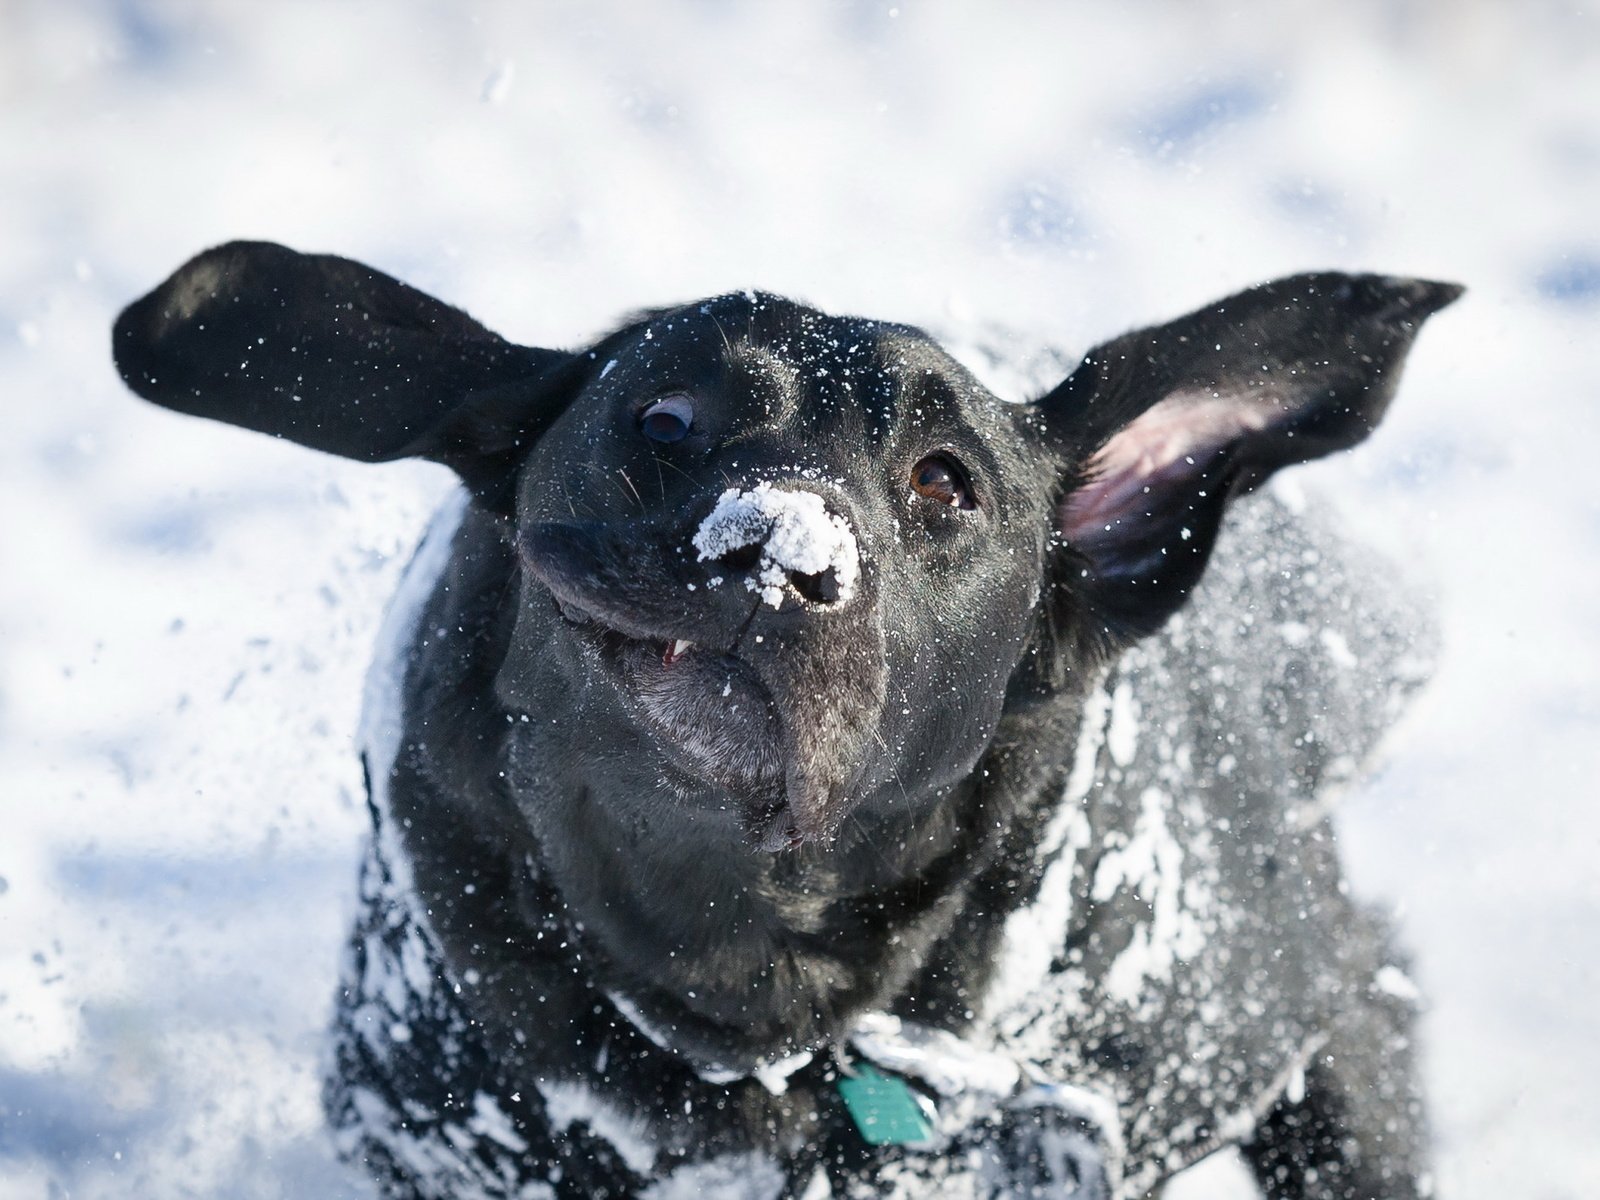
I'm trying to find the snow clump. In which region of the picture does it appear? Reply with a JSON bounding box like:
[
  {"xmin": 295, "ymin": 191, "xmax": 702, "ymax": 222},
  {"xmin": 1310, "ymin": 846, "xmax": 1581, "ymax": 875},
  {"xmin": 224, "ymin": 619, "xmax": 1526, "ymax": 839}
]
[{"xmin": 691, "ymin": 483, "xmax": 859, "ymax": 608}]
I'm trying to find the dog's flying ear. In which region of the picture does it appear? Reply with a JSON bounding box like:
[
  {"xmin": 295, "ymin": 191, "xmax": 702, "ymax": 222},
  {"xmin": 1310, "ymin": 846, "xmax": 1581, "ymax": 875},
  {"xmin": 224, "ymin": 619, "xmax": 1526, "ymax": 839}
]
[
  {"xmin": 113, "ymin": 241, "xmax": 577, "ymax": 505},
  {"xmin": 1038, "ymin": 271, "xmax": 1461, "ymax": 646}
]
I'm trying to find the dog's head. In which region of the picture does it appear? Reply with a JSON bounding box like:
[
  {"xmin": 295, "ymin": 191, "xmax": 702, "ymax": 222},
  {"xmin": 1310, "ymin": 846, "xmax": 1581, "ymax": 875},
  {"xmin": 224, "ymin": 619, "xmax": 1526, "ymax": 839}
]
[{"xmin": 115, "ymin": 242, "xmax": 1457, "ymax": 850}]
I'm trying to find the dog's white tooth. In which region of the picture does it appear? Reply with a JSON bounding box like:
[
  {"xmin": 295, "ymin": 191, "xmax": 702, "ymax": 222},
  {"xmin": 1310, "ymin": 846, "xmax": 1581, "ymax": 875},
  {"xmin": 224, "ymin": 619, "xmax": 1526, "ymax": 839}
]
[{"xmin": 673, "ymin": 639, "xmax": 694, "ymax": 657}]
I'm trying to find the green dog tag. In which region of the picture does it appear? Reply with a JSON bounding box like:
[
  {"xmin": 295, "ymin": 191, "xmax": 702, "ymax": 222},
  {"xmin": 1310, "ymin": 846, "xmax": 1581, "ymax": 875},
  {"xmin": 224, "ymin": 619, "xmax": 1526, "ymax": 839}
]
[{"xmin": 836, "ymin": 1063, "xmax": 936, "ymax": 1146}]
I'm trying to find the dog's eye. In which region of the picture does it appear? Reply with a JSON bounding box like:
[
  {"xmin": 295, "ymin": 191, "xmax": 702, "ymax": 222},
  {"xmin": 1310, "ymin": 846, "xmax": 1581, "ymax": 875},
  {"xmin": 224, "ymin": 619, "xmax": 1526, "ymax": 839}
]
[
  {"xmin": 910, "ymin": 454, "xmax": 977, "ymax": 510},
  {"xmin": 639, "ymin": 394, "xmax": 694, "ymax": 444}
]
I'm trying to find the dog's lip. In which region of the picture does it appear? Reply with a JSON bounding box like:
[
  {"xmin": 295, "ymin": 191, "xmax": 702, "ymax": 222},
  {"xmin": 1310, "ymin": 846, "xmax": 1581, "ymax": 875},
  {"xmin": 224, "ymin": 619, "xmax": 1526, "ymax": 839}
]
[
  {"xmin": 552, "ymin": 592, "xmax": 721, "ymax": 666},
  {"xmin": 548, "ymin": 602, "xmax": 834, "ymax": 853},
  {"xmin": 547, "ymin": 592, "xmax": 802, "ymax": 836},
  {"xmin": 558, "ymin": 596, "xmax": 863, "ymax": 850}
]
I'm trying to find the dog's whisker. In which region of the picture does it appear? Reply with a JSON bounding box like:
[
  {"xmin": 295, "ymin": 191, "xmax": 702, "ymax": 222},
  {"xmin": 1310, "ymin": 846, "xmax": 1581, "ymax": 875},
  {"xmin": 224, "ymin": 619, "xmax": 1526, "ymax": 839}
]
[
  {"xmin": 617, "ymin": 467, "xmax": 644, "ymax": 511},
  {"xmin": 652, "ymin": 455, "xmax": 699, "ymax": 488},
  {"xmin": 708, "ymin": 309, "xmax": 735, "ymax": 359},
  {"xmin": 574, "ymin": 459, "xmax": 642, "ymax": 510}
]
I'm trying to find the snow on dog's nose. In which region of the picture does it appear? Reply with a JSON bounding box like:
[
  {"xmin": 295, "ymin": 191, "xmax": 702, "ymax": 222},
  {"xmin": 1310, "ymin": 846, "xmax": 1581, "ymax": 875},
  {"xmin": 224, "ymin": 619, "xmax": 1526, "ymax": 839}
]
[{"xmin": 692, "ymin": 483, "xmax": 860, "ymax": 609}]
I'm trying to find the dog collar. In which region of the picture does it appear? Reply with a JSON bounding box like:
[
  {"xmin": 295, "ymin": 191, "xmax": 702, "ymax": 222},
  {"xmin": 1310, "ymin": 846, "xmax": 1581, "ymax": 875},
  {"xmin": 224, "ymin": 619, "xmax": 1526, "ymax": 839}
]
[
  {"xmin": 845, "ymin": 1012, "xmax": 1117, "ymax": 1138},
  {"xmin": 839, "ymin": 1013, "xmax": 1120, "ymax": 1195},
  {"xmin": 602, "ymin": 988, "xmax": 817, "ymax": 1094},
  {"xmin": 602, "ymin": 986, "xmax": 1122, "ymax": 1186}
]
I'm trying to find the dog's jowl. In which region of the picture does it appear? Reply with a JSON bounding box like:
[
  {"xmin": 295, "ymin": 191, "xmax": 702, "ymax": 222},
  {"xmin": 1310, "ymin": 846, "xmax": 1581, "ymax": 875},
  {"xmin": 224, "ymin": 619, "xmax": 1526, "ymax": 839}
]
[{"xmin": 114, "ymin": 242, "xmax": 1459, "ymax": 1199}]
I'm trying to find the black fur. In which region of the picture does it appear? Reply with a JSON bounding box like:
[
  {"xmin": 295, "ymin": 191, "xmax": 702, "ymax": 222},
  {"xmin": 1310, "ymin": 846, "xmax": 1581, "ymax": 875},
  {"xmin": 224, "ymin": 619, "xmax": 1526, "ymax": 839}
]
[{"xmin": 114, "ymin": 242, "xmax": 1458, "ymax": 1198}]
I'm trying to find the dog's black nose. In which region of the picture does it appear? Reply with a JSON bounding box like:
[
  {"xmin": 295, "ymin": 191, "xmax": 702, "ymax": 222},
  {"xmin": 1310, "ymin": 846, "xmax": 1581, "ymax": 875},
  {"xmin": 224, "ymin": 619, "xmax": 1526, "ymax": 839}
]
[
  {"xmin": 692, "ymin": 484, "xmax": 859, "ymax": 610},
  {"xmin": 702, "ymin": 543, "xmax": 844, "ymax": 606},
  {"xmin": 788, "ymin": 566, "xmax": 842, "ymax": 605}
]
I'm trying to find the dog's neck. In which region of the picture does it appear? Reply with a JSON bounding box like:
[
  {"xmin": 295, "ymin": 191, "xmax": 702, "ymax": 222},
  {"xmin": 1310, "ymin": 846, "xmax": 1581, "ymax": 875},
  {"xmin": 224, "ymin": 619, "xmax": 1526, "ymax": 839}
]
[{"xmin": 507, "ymin": 734, "xmax": 1007, "ymax": 1073}]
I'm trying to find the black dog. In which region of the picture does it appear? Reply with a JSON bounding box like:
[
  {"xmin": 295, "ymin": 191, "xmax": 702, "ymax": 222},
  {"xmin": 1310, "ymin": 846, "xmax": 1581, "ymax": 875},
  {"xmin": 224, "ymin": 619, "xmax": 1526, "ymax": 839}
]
[{"xmin": 114, "ymin": 243, "xmax": 1458, "ymax": 1199}]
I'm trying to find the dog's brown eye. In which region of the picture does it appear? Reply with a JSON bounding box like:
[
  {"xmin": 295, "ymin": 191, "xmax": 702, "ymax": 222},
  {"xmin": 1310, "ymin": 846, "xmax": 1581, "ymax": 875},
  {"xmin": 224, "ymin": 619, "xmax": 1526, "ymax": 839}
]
[
  {"xmin": 639, "ymin": 394, "xmax": 694, "ymax": 443},
  {"xmin": 911, "ymin": 454, "xmax": 976, "ymax": 510}
]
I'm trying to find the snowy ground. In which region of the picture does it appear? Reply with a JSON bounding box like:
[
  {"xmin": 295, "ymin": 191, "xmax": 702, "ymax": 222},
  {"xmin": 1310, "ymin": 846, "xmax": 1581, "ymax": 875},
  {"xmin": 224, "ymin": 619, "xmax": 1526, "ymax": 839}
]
[{"xmin": 1, "ymin": 2, "xmax": 1596, "ymax": 1196}]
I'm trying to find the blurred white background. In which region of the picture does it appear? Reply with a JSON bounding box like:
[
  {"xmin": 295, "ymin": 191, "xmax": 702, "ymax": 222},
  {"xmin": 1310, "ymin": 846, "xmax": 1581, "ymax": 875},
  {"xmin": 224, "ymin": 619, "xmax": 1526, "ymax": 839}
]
[{"xmin": 1, "ymin": 1, "xmax": 1596, "ymax": 1196}]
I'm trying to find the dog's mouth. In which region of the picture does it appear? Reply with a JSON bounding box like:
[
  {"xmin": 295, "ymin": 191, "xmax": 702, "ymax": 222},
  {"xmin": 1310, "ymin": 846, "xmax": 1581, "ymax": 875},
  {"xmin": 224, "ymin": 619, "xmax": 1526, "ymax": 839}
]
[
  {"xmin": 553, "ymin": 592, "xmax": 707, "ymax": 671},
  {"xmin": 550, "ymin": 592, "xmax": 797, "ymax": 848}
]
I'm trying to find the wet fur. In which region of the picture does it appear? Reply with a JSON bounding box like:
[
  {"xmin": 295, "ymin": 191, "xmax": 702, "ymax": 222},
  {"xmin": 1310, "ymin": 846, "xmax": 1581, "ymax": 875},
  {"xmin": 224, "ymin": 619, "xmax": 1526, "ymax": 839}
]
[{"xmin": 113, "ymin": 242, "xmax": 1458, "ymax": 1198}]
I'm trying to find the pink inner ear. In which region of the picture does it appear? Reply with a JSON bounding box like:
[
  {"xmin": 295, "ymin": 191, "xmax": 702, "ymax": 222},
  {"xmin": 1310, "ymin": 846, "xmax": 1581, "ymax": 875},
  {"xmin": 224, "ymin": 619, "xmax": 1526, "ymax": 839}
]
[{"xmin": 1060, "ymin": 390, "xmax": 1276, "ymax": 543}]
